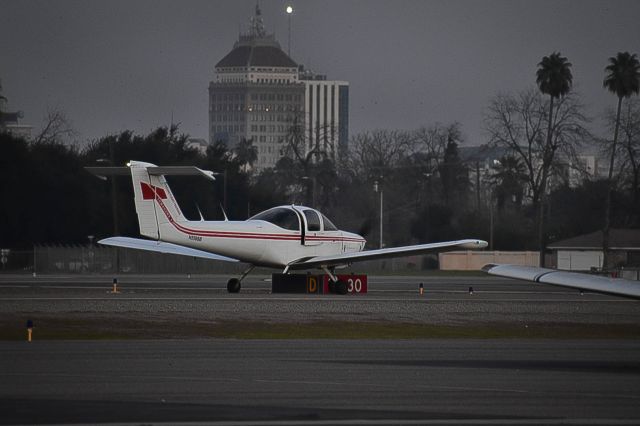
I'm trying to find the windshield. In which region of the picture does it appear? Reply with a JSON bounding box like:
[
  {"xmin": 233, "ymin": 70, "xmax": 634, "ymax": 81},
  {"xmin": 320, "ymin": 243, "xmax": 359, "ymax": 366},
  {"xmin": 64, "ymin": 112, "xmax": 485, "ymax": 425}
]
[
  {"xmin": 250, "ymin": 207, "xmax": 299, "ymax": 231},
  {"xmin": 321, "ymin": 214, "xmax": 338, "ymax": 231}
]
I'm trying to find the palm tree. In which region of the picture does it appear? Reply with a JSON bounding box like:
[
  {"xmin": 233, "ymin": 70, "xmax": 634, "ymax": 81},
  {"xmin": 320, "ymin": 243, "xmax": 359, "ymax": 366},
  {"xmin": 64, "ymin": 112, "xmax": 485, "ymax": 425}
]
[
  {"xmin": 233, "ymin": 137, "xmax": 258, "ymax": 171},
  {"xmin": 602, "ymin": 52, "xmax": 640, "ymax": 270},
  {"xmin": 535, "ymin": 52, "xmax": 573, "ymax": 266},
  {"xmin": 489, "ymin": 156, "xmax": 528, "ymax": 210}
]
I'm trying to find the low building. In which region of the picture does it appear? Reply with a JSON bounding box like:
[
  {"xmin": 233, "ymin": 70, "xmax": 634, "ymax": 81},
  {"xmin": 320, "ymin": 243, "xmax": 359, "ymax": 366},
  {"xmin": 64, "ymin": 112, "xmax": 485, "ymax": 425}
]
[
  {"xmin": 0, "ymin": 79, "xmax": 33, "ymax": 139},
  {"xmin": 439, "ymin": 250, "xmax": 539, "ymax": 271},
  {"xmin": 548, "ymin": 229, "xmax": 640, "ymax": 271},
  {"xmin": 186, "ymin": 138, "xmax": 209, "ymax": 155}
]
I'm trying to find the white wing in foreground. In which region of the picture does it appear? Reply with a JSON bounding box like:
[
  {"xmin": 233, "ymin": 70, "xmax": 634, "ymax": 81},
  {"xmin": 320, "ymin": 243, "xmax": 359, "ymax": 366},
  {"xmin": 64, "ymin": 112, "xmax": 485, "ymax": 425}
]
[
  {"xmin": 288, "ymin": 239, "xmax": 488, "ymax": 270},
  {"xmin": 483, "ymin": 264, "xmax": 640, "ymax": 299},
  {"xmin": 98, "ymin": 237, "xmax": 239, "ymax": 262}
]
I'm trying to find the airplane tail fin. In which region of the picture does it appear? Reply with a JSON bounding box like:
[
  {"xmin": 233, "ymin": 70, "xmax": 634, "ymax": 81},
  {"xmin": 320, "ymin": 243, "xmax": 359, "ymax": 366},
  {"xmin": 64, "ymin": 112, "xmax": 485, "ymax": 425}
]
[
  {"xmin": 86, "ymin": 161, "xmax": 216, "ymax": 240},
  {"xmin": 129, "ymin": 161, "xmax": 185, "ymax": 239}
]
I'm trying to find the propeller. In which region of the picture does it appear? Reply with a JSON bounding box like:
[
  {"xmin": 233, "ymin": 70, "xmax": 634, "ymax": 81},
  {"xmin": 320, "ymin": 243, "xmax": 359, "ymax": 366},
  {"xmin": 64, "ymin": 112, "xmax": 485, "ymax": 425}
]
[{"xmin": 357, "ymin": 217, "xmax": 373, "ymax": 238}]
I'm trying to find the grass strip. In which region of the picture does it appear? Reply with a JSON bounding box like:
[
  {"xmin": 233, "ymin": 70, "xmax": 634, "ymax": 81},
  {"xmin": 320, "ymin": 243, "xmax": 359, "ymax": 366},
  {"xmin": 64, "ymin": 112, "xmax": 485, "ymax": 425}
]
[{"xmin": 1, "ymin": 317, "xmax": 640, "ymax": 340}]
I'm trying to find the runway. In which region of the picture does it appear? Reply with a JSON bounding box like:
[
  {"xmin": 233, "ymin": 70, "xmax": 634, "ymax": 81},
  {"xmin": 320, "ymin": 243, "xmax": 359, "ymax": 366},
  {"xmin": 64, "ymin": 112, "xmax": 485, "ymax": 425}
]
[
  {"xmin": 2, "ymin": 339, "xmax": 640, "ymax": 425},
  {"xmin": 1, "ymin": 274, "xmax": 640, "ymax": 424},
  {"xmin": 0, "ymin": 274, "xmax": 638, "ymax": 330}
]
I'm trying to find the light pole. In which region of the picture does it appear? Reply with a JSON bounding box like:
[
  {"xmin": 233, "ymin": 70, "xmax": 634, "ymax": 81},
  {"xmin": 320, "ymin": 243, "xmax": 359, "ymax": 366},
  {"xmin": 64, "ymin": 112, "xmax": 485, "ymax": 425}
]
[
  {"xmin": 96, "ymin": 152, "xmax": 120, "ymax": 273},
  {"xmin": 286, "ymin": 5, "xmax": 293, "ymax": 56},
  {"xmin": 486, "ymin": 159, "xmax": 501, "ymax": 251},
  {"xmin": 373, "ymin": 179, "xmax": 383, "ymax": 248}
]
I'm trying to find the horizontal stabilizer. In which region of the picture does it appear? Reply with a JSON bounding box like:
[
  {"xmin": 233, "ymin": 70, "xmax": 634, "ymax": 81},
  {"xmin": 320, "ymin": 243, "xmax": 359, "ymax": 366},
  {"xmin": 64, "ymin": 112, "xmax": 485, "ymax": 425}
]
[
  {"xmin": 483, "ymin": 264, "xmax": 640, "ymax": 299},
  {"xmin": 288, "ymin": 239, "xmax": 488, "ymax": 270},
  {"xmin": 98, "ymin": 237, "xmax": 239, "ymax": 262},
  {"xmin": 86, "ymin": 166, "xmax": 216, "ymax": 181}
]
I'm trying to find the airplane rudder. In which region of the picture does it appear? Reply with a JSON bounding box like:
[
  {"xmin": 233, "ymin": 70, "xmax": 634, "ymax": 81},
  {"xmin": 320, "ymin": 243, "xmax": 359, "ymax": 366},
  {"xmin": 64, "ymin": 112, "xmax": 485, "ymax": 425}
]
[{"xmin": 129, "ymin": 162, "xmax": 160, "ymax": 239}]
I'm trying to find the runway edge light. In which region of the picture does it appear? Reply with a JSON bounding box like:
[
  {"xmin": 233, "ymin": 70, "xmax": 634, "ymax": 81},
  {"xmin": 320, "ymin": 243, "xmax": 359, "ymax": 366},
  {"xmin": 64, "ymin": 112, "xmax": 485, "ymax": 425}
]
[
  {"xmin": 111, "ymin": 278, "xmax": 120, "ymax": 294},
  {"xmin": 26, "ymin": 319, "xmax": 33, "ymax": 342}
]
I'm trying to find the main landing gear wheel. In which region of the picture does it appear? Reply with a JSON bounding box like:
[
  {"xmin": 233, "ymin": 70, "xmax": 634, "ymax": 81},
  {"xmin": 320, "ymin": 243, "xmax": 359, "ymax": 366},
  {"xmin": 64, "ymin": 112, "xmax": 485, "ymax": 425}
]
[
  {"xmin": 334, "ymin": 280, "xmax": 348, "ymax": 295},
  {"xmin": 227, "ymin": 278, "xmax": 241, "ymax": 293}
]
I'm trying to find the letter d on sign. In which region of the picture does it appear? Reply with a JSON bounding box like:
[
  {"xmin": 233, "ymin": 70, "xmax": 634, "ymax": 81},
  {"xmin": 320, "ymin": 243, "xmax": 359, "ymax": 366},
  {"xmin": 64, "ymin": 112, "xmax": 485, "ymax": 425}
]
[{"xmin": 307, "ymin": 276, "xmax": 317, "ymax": 293}]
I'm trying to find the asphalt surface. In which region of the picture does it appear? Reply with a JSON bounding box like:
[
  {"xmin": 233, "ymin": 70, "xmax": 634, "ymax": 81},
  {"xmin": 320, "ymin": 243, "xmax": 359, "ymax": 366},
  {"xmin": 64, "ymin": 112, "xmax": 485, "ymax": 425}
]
[
  {"xmin": 1, "ymin": 274, "xmax": 640, "ymax": 425},
  {"xmin": 2, "ymin": 339, "xmax": 640, "ymax": 425},
  {"xmin": 1, "ymin": 274, "xmax": 639, "ymax": 326}
]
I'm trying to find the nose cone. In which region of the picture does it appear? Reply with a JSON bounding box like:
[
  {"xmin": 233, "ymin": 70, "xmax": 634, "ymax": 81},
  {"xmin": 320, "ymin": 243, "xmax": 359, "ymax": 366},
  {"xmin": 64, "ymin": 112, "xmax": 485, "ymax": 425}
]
[{"xmin": 343, "ymin": 231, "xmax": 366, "ymax": 250}]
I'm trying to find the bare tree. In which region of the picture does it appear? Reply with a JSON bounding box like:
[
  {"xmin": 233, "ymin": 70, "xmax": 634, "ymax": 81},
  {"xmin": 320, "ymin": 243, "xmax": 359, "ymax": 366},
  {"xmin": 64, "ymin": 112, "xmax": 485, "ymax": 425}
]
[
  {"xmin": 346, "ymin": 129, "xmax": 414, "ymax": 177},
  {"xmin": 276, "ymin": 115, "xmax": 339, "ymax": 207},
  {"xmin": 602, "ymin": 98, "xmax": 640, "ymax": 204},
  {"xmin": 411, "ymin": 123, "xmax": 458, "ymax": 171},
  {"xmin": 33, "ymin": 109, "xmax": 76, "ymax": 144},
  {"xmin": 484, "ymin": 88, "xmax": 589, "ymax": 208}
]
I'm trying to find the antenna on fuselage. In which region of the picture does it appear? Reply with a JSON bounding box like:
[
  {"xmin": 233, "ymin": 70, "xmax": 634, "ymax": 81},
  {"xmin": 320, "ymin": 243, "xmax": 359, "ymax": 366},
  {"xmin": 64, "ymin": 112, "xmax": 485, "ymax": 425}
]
[
  {"xmin": 195, "ymin": 203, "xmax": 205, "ymax": 221},
  {"xmin": 220, "ymin": 203, "xmax": 229, "ymax": 221}
]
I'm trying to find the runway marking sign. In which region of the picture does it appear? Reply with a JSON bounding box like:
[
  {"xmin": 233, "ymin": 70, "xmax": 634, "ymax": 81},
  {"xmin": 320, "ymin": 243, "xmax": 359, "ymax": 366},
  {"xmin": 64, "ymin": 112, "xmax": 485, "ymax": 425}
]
[
  {"xmin": 323, "ymin": 274, "xmax": 368, "ymax": 294},
  {"xmin": 307, "ymin": 276, "xmax": 318, "ymax": 293}
]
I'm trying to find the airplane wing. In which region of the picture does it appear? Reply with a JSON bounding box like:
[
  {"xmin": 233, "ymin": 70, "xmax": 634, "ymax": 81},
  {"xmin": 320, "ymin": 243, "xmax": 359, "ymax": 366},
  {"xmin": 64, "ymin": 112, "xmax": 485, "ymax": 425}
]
[
  {"xmin": 287, "ymin": 239, "xmax": 488, "ymax": 270},
  {"xmin": 483, "ymin": 263, "xmax": 640, "ymax": 299},
  {"xmin": 98, "ymin": 237, "xmax": 239, "ymax": 262}
]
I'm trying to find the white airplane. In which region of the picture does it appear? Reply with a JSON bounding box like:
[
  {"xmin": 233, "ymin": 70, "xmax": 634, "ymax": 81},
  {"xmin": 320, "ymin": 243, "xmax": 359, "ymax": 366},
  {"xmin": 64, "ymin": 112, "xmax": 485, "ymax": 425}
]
[{"xmin": 87, "ymin": 161, "xmax": 488, "ymax": 293}]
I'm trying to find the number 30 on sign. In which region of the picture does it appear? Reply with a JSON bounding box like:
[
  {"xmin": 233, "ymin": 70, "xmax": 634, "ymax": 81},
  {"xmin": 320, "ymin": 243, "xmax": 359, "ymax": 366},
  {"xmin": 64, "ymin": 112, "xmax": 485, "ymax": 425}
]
[{"xmin": 323, "ymin": 274, "xmax": 367, "ymax": 294}]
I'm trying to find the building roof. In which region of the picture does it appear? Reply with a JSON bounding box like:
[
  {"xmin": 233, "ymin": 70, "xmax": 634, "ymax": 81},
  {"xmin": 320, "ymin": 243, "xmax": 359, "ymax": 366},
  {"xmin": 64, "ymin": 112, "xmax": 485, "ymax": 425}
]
[
  {"xmin": 548, "ymin": 229, "xmax": 640, "ymax": 250},
  {"xmin": 216, "ymin": 42, "xmax": 297, "ymax": 69},
  {"xmin": 216, "ymin": 4, "xmax": 297, "ymax": 70}
]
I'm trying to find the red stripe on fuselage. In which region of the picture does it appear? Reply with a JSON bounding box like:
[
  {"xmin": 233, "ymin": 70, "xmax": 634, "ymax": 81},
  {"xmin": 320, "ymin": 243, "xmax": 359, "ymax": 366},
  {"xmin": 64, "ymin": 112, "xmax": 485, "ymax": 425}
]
[{"xmin": 152, "ymin": 195, "xmax": 365, "ymax": 243}]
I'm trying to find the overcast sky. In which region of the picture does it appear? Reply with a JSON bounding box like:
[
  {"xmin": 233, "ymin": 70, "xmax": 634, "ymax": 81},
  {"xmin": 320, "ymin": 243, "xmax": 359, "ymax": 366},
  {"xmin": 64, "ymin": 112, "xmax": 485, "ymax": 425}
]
[{"xmin": 1, "ymin": 0, "xmax": 639, "ymax": 145}]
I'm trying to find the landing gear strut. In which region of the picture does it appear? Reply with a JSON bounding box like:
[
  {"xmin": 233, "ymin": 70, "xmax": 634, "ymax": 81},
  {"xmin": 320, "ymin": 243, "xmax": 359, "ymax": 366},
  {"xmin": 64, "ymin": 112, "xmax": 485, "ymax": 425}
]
[
  {"xmin": 227, "ymin": 265, "xmax": 255, "ymax": 293},
  {"xmin": 323, "ymin": 266, "xmax": 348, "ymax": 295}
]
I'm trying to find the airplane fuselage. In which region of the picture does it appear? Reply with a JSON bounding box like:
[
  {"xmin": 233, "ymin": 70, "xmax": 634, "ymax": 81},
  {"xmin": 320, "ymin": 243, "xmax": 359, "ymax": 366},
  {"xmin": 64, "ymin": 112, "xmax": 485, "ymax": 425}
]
[{"xmin": 158, "ymin": 218, "xmax": 366, "ymax": 268}]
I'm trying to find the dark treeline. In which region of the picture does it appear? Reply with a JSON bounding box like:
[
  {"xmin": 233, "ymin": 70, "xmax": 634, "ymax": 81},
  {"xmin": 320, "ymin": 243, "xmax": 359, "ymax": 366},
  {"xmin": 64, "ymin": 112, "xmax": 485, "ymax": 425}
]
[
  {"xmin": 1, "ymin": 50, "xmax": 638, "ymax": 252},
  {"xmin": 1, "ymin": 121, "xmax": 637, "ymax": 250}
]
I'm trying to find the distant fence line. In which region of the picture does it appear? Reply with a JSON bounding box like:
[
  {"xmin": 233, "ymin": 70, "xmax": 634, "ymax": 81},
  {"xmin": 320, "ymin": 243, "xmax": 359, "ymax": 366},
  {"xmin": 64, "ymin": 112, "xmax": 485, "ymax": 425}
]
[
  {"xmin": 1, "ymin": 246, "xmax": 638, "ymax": 279},
  {"xmin": 0, "ymin": 245, "xmax": 440, "ymax": 275}
]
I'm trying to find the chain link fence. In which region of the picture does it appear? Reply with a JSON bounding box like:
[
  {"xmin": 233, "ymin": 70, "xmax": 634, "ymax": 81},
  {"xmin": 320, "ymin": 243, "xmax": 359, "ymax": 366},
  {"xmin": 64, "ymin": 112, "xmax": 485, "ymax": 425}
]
[
  {"xmin": 0, "ymin": 245, "xmax": 440, "ymax": 275},
  {"xmin": 0, "ymin": 245, "xmax": 248, "ymax": 275},
  {"xmin": 2, "ymin": 245, "xmax": 637, "ymax": 278}
]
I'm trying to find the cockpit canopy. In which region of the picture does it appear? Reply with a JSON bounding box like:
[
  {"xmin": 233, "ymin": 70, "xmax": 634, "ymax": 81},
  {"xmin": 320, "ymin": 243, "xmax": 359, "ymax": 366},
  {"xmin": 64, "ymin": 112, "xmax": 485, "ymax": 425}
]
[{"xmin": 249, "ymin": 206, "xmax": 338, "ymax": 232}]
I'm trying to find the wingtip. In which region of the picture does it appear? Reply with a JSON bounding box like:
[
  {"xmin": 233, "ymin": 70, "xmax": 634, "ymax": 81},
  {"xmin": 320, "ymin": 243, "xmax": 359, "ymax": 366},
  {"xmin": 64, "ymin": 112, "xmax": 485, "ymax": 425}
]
[{"xmin": 481, "ymin": 263, "xmax": 497, "ymax": 273}]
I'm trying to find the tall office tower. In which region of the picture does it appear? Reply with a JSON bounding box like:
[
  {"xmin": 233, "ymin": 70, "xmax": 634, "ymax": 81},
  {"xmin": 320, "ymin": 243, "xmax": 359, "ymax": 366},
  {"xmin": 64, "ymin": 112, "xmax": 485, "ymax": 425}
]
[
  {"xmin": 209, "ymin": 5, "xmax": 349, "ymax": 172},
  {"xmin": 299, "ymin": 69, "xmax": 349, "ymax": 161}
]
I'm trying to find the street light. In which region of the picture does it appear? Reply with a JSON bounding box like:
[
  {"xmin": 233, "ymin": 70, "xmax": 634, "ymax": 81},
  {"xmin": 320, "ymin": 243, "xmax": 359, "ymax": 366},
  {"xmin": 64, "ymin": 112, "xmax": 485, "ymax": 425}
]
[
  {"xmin": 373, "ymin": 179, "xmax": 383, "ymax": 249},
  {"xmin": 485, "ymin": 159, "xmax": 501, "ymax": 251},
  {"xmin": 285, "ymin": 4, "xmax": 293, "ymax": 56},
  {"xmin": 96, "ymin": 157, "xmax": 119, "ymax": 236},
  {"xmin": 96, "ymin": 152, "xmax": 120, "ymax": 273}
]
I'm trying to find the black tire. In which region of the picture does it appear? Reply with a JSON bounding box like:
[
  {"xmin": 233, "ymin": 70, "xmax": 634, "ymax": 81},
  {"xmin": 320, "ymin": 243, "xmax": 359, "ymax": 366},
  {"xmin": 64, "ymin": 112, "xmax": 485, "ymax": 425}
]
[
  {"xmin": 227, "ymin": 278, "xmax": 241, "ymax": 293},
  {"xmin": 334, "ymin": 280, "xmax": 348, "ymax": 295}
]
